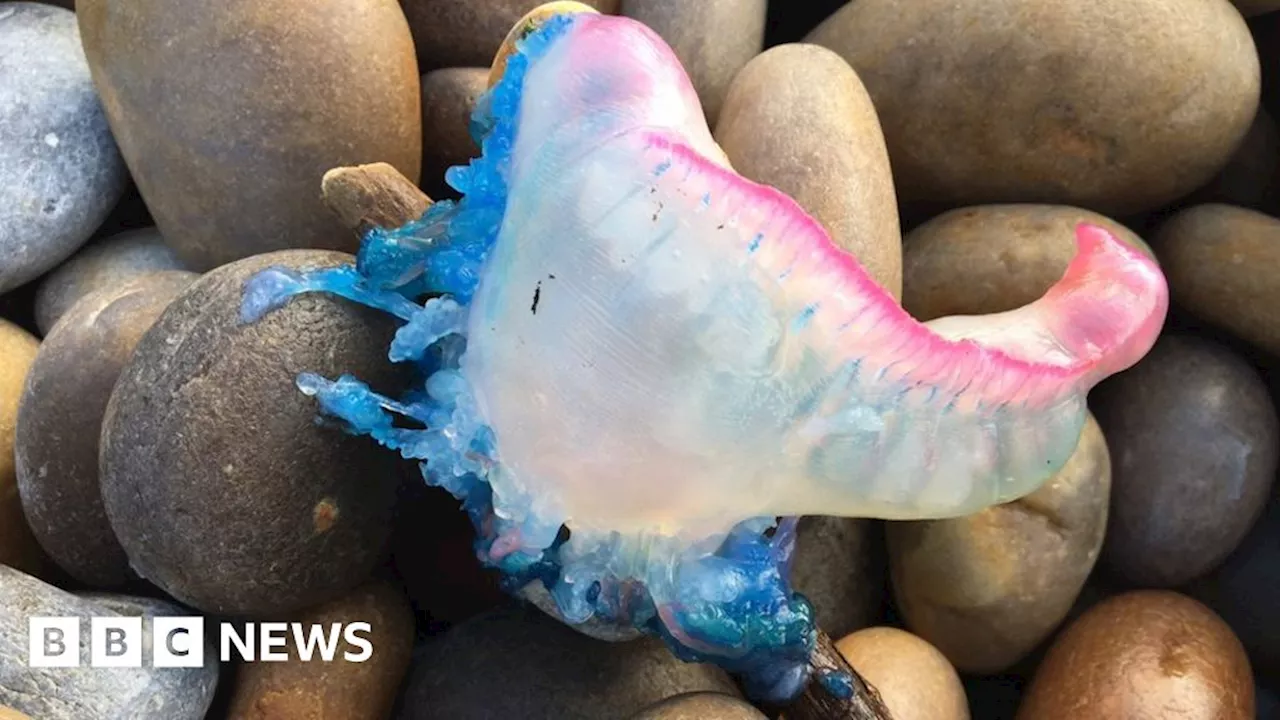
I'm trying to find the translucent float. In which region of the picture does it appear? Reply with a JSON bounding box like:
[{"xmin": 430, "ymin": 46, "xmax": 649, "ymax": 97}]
[{"xmin": 241, "ymin": 9, "xmax": 1168, "ymax": 701}]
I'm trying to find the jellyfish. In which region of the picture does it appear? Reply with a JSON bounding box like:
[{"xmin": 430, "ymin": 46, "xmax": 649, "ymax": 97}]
[{"xmin": 241, "ymin": 5, "xmax": 1168, "ymax": 702}]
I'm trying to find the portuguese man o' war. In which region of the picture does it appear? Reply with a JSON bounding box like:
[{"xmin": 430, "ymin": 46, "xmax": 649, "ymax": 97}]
[{"xmin": 240, "ymin": 7, "xmax": 1168, "ymax": 703}]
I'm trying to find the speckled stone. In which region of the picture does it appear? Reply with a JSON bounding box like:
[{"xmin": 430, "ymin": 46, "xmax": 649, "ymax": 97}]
[
  {"xmin": 0, "ymin": 3, "xmax": 127, "ymax": 293},
  {"xmin": 715, "ymin": 44, "xmax": 902, "ymax": 299},
  {"xmin": 836, "ymin": 627, "xmax": 969, "ymax": 720},
  {"xmin": 16, "ymin": 272, "xmax": 196, "ymax": 588},
  {"xmin": 1092, "ymin": 334, "xmax": 1278, "ymax": 587},
  {"xmin": 226, "ymin": 582, "xmax": 414, "ymax": 720},
  {"xmin": 420, "ymin": 68, "xmax": 487, "ymax": 200},
  {"xmin": 99, "ymin": 250, "xmax": 405, "ymax": 616},
  {"xmin": 77, "ymin": 0, "xmax": 422, "ymax": 270},
  {"xmin": 888, "ymin": 414, "xmax": 1111, "ymax": 674},
  {"xmin": 1017, "ymin": 591, "xmax": 1254, "ymax": 719},
  {"xmin": 629, "ymin": 692, "xmax": 766, "ymax": 720},
  {"xmin": 902, "ymin": 205, "xmax": 1152, "ymax": 322},
  {"xmin": 401, "ymin": 0, "xmax": 620, "ymax": 71},
  {"xmin": 395, "ymin": 603, "xmax": 740, "ymax": 719},
  {"xmin": 789, "ymin": 516, "xmax": 886, "ymax": 639},
  {"xmin": 1154, "ymin": 204, "xmax": 1280, "ymax": 358},
  {"xmin": 0, "ymin": 319, "xmax": 44, "ymax": 578},
  {"xmin": 620, "ymin": 0, "xmax": 766, "ymax": 124},
  {"xmin": 0, "ymin": 566, "xmax": 219, "ymax": 720},
  {"xmin": 34, "ymin": 228, "xmax": 186, "ymax": 335},
  {"xmin": 807, "ymin": 0, "xmax": 1260, "ymax": 216}
]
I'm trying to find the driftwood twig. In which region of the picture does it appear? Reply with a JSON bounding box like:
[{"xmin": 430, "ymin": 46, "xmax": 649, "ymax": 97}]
[{"xmin": 317, "ymin": 163, "xmax": 893, "ymax": 720}]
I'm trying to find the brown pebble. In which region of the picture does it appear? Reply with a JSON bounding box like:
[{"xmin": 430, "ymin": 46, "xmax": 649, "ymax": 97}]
[
  {"xmin": 77, "ymin": 0, "xmax": 423, "ymax": 270},
  {"xmin": 1017, "ymin": 591, "xmax": 1254, "ymax": 719},
  {"xmin": 1154, "ymin": 204, "xmax": 1280, "ymax": 358},
  {"xmin": 789, "ymin": 516, "xmax": 885, "ymax": 639},
  {"xmin": 889, "ymin": 413, "xmax": 1111, "ymax": 674},
  {"xmin": 620, "ymin": 0, "xmax": 766, "ymax": 125},
  {"xmin": 226, "ymin": 582, "xmax": 414, "ymax": 720},
  {"xmin": 420, "ymin": 68, "xmax": 487, "ymax": 199},
  {"xmin": 903, "ymin": 204, "xmax": 1152, "ymax": 322},
  {"xmin": 16, "ymin": 272, "xmax": 197, "ymax": 588},
  {"xmin": 1092, "ymin": 334, "xmax": 1278, "ymax": 587},
  {"xmin": 0, "ymin": 319, "xmax": 45, "ymax": 577},
  {"xmin": 402, "ymin": 0, "xmax": 620, "ymax": 71},
  {"xmin": 716, "ymin": 44, "xmax": 902, "ymax": 299},
  {"xmin": 807, "ymin": 0, "xmax": 1260, "ymax": 216},
  {"xmin": 629, "ymin": 692, "xmax": 766, "ymax": 720},
  {"xmin": 835, "ymin": 627, "xmax": 969, "ymax": 720}
]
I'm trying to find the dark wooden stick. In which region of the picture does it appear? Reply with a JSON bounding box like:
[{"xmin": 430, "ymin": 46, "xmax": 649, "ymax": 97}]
[
  {"xmin": 320, "ymin": 163, "xmax": 431, "ymax": 234},
  {"xmin": 782, "ymin": 628, "xmax": 893, "ymax": 720},
  {"xmin": 317, "ymin": 162, "xmax": 892, "ymax": 720}
]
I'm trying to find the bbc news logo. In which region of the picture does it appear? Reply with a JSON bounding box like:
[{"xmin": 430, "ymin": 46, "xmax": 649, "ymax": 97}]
[{"xmin": 28, "ymin": 617, "xmax": 373, "ymax": 668}]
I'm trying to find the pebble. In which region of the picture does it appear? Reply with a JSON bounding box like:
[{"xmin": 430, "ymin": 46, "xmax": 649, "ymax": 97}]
[
  {"xmin": 1191, "ymin": 108, "xmax": 1278, "ymax": 209},
  {"xmin": 715, "ymin": 44, "xmax": 902, "ymax": 299},
  {"xmin": 395, "ymin": 603, "xmax": 740, "ymax": 719},
  {"xmin": 620, "ymin": 0, "xmax": 766, "ymax": 125},
  {"xmin": 0, "ymin": 319, "xmax": 45, "ymax": 577},
  {"xmin": 0, "ymin": 3, "xmax": 127, "ymax": 293},
  {"xmin": 15, "ymin": 272, "xmax": 196, "ymax": 588},
  {"xmin": 902, "ymin": 204, "xmax": 1152, "ymax": 321},
  {"xmin": 806, "ymin": 0, "xmax": 1260, "ymax": 216},
  {"xmin": 1092, "ymin": 334, "xmax": 1278, "ymax": 587},
  {"xmin": 835, "ymin": 627, "xmax": 969, "ymax": 720},
  {"xmin": 1155, "ymin": 204, "xmax": 1280, "ymax": 358},
  {"xmin": 1190, "ymin": 496, "xmax": 1280, "ymax": 677},
  {"xmin": 98, "ymin": 250, "xmax": 405, "ymax": 616},
  {"xmin": 789, "ymin": 516, "xmax": 886, "ymax": 639},
  {"xmin": 226, "ymin": 582, "xmax": 414, "ymax": 720},
  {"xmin": 0, "ymin": 707, "xmax": 30, "ymax": 720},
  {"xmin": 420, "ymin": 68, "xmax": 487, "ymax": 200},
  {"xmin": 34, "ymin": 228, "xmax": 186, "ymax": 335},
  {"xmin": 0, "ymin": 566, "xmax": 219, "ymax": 720},
  {"xmin": 1017, "ymin": 590, "xmax": 1254, "ymax": 719},
  {"xmin": 888, "ymin": 413, "xmax": 1111, "ymax": 674},
  {"xmin": 402, "ymin": 0, "xmax": 620, "ymax": 71},
  {"xmin": 629, "ymin": 692, "xmax": 766, "ymax": 720},
  {"xmin": 76, "ymin": 0, "xmax": 422, "ymax": 270}
]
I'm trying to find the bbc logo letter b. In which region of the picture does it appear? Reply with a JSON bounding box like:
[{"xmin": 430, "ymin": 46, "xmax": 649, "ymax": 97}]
[{"xmin": 29, "ymin": 617, "xmax": 79, "ymax": 668}]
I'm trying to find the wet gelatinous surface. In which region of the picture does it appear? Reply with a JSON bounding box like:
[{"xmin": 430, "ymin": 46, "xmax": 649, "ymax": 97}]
[{"xmin": 241, "ymin": 12, "xmax": 1167, "ymax": 701}]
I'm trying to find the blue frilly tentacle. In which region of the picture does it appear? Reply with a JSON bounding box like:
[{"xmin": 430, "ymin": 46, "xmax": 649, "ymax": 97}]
[{"xmin": 237, "ymin": 13, "xmax": 833, "ymax": 704}]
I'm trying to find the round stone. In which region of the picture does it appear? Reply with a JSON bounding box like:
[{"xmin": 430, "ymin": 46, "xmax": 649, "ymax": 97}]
[
  {"xmin": 16, "ymin": 271, "xmax": 196, "ymax": 588},
  {"xmin": 1190, "ymin": 109, "xmax": 1278, "ymax": 209},
  {"xmin": 99, "ymin": 250, "xmax": 405, "ymax": 616},
  {"xmin": 0, "ymin": 566, "xmax": 219, "ymax": 720},
  {"xmin": 34, "ymin": 228, "xmax": 186, "ymax": 335},
  {"xmin": 0, "ymin": 319, "xmax": 44, "ymax": 577},
  {"xmin": 806, "ymin": 0, "xmax": 1260, "ymax": 216},
  {"xmin": 1092, "ymin": 334, "xmax": 1278, "ymax": 587},
  {"xmin": 0, "ymin": 3, "xmax": 127, "ymax": 293},
  {"xmin": 789, "ymin": 516, "xmax": 886, "ymax": 639},
  {"xmin": 715, "ymin": 44, "xmax": 902, "ymax": 299},
  {"xmin": 902, "ymin": 204, "xmax": 1152, "ymax": 322},
  {"xmin": 420, "ymin": 68, "xmax": 487, "ymax": 200},
  {"xmin": 1154, "ymin": 204, "xmax": 1280, "ymax": 358},
  {"xmin": 76, "ymin": 0, "xmax": 422, "ymax": 270},
  {"xmin": 835, "ymin": 627, "xmax": 970, "ymax": 720},
  {"xmin": 629, "ymin": 692, "xmax": 766, "ymax": 720},
  {"xmin": 402, "ymin": 0, "xmax": 620, "ymax": 71},
  {"xmin": 226, "ymin": 582, "xmax": 415, "ymax": 719},
  {"xmin": 888, "ymin": 413, "xmax": 1111, "ymax": 674},
  {"xmin": 1017, "ymin": 591, "xmax": 1254, "ymax": 719},
  {"xmin": 620, "ymin": 0, "xmax": 766, "ymax": 125},
  {"xmin": 396, "ymin": 604, "xmax": 740, "ymax": 719}
]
